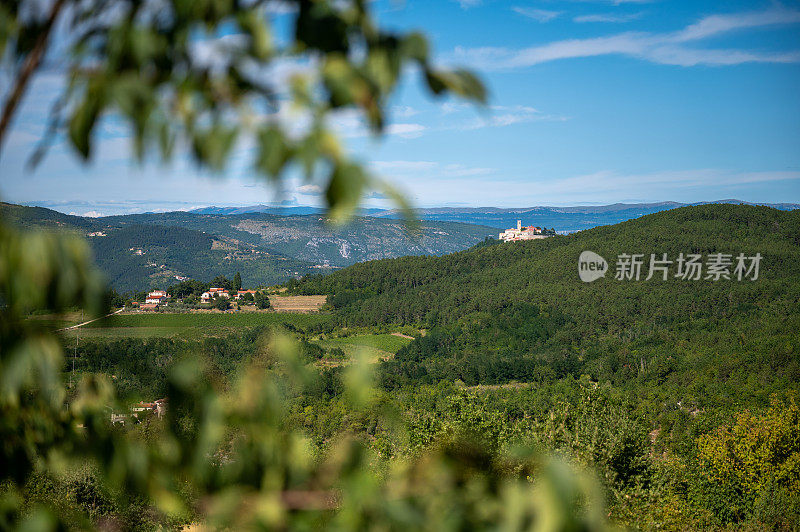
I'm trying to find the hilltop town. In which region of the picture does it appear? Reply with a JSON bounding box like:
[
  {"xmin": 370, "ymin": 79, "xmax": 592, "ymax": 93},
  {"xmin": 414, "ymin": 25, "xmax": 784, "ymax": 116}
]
[{"xmin": 498, "ymin": 220, "xmax": 557, "ymax": 242}]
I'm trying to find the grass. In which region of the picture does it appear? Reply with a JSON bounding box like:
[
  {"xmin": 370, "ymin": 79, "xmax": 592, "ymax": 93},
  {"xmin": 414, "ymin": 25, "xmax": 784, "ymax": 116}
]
[
  {"xmin": 84, "ymin": 312, "xmax": 331, "ymax": 329},
  {"xmin": 26, "ymin": 311, "xmax": 86, "ymax": 330},
  {"xmin": 323, "ymin": 334, "xmax": 412, "ymax": 353},
  {"xmin": 312, "ymin": 333, "xmax": 413, "ymax": 365},
  {"xmin": 62, "ymin": 327, "xmax": 185, "ymax": 339},
  {"xmin": 55, "ymin": 311, "xmax": 333, "ymax": 339}
]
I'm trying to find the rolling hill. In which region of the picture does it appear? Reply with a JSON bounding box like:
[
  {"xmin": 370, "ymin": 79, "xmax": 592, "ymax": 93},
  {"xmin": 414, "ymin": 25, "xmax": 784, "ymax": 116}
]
[
  {"xmin": 0, "ymin": 203, "xmax": 498, "ymax": 291},
  {"xmin": 291, "ymin": 204, "xmax": 800, "ymax": 410},
  {"xmin": 189, "ymin": 200, "xmax": 800, "ymax": 232},
  {"xmin": 97, "ymin": 211, "xmax": 498, "ymax": 267}
]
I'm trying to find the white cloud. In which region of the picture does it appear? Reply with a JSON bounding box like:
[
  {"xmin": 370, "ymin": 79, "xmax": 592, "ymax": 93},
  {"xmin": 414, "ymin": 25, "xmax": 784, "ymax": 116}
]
[
  {"xmin": 512, "ymin": 7, "xmax": 562, "ymax": 22},
  {"xmin": 458, "ymin": 105, "xmax": 569, "ymax": 130},
  {"xmin": 297, "ymin": 184, "xmax": 322, "ymax": 196},
  {"xmin": 383, "ymin": 168, "xmax": 800, "ymax": 207},
  {"xmin": 521, "ymin": 169, "xmax": 800, "ymax": 199},
  {"xmin": 371, "ymin": 161, "xmax": 439, "ymax": 172},
  {"xmin": 669, "ymin": 8, "xmax": 800, "ymax": 42},
  {"xmin": 327, "ymin": 109, "xmax": 427, "ymax": 139},
  {"xmin": 573, "ymin": 12, "xmax": 643, "ymax": 23},
  {"xmin": 441, "ymin": 164, "xmax": 494, "ymax": 177},
  {"xmin": 392, "ymin": 105, "xmax": 419, "ymax": 118},
  {"xmin": 452, "ymin": 7, "xmax": 800, "ymax": 69},
  {"xmin": 457, "ymin": 0, "xmax": 482, "ymax": 8},
  {"xmin": 573, "ymin": 0, "xmax": 653, "ymax": 4},
  {"xmin": 385, "ymin": 123, "xmax": 427, "ymax": 138},
  {"xmin": 370, "ymin": 160, "xmax": 495, "ymax": 180}
]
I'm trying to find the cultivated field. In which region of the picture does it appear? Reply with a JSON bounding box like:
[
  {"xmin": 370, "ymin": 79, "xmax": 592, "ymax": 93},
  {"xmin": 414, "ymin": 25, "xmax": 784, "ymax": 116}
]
[
  {"xmin": 268, "ymin": 295, "xmax": 327, "ymax": 312},
  {"xmin": 312, "ymin": 333, "xmax": 413, "ymax": 366},
  {"xmin": 60, "ymin": 311, "xmax": 331, "ymax": 339}
]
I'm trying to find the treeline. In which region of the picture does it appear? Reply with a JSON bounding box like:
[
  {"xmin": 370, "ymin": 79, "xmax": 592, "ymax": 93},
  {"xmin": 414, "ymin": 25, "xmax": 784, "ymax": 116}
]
[
  {"xmin": 283, "ymin": 204, "xmax": 800, "ymax": 519},
  {"xmin": 65, "ymin": 326, "xmax": 337, "ymax": 399},
  {"xmin": 44, "ymin": 205, "xmax": 800, "ymax": 529},
  {"xmin": 288, "ymin": 205, "xmax": 800, "ymax": 395}
]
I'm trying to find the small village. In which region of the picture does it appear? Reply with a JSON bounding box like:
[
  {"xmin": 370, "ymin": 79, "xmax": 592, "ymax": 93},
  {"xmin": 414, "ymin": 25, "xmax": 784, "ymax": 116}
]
[
  {"xmin": 119, "ymin": 273, "xmax": 327, "ymax": 314},
  {"xmin": 138, "ymin": 287, "xmax": 263, "ymax": 311},
  {"xmin": 498, "ymin": 220, "xmax": 557, "ymax": 242}
]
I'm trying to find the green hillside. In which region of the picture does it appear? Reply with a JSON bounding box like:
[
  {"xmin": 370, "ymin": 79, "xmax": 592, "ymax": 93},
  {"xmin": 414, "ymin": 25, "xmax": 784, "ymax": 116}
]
[
  {"xmin": 0, "ymin": 203, "xmax": 316, "ymax": 291},
  {"xmin": 1, "ymin": 203, "xmax": 499, "ymax": 292},
  {"xmin": 292, "ymin": 204, "xmax": 800, "ymax": 406},
  {"xmin": 101, "ymin": 211, "xmax": 499, "ymax": 267}
]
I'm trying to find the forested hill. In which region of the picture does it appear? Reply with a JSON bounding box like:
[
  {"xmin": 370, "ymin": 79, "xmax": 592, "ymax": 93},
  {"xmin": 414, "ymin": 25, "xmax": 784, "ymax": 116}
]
[
  {"xmin": 0, "ymin": 203, "xmax": 498, "ymax": 292},
  {"xmin": 0, "ymin": 203, "xmax": 315, "ymax": 292},
  {"xmin": 292, "ymin": 205, "xmax": 800, "ymax": 407},
  {"xmin": 99, "ymin": 211, "xmax": 498, "ymax": 267}
]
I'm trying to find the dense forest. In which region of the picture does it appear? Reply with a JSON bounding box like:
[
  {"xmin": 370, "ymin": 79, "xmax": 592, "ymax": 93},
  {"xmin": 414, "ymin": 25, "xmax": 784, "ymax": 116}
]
[
  {"xmin": 15, "ymin": 204, "xmax": 800, "ymax": 529},
  {"xmin": 291, "ymin": 205, "xmax": 799, "ymax": 399},
  {"xmin": 279, "ymin": 204, "xmax": 800, "ymax": 527}
]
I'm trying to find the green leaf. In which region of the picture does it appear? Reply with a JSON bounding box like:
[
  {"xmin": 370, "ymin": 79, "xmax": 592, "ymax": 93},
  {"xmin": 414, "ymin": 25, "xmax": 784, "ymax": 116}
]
[
  {"xmin": 256, "ymin": 126, "xmax": 291, "ymax": 178},
  {"xmin": 424, "ymin": 69, "xmax": 447, "ymax": 96},
  {"xmin": 68, "ymin": 96, "xmax": 101, "ymax": 159},
  {"xmin": 424, "ymin": 68, "xmax": 487, "ymax": 104},
  {"xmin": 238, "ymin": 9, "xmax": 273, "ymax": 60},
  {"xmin": 191, "ymin": 124, "xmax": 238, "ymax": 171},
  {"xmin": 323, "ymin": 55, "xmax": 367, "ymax": 108},
  {"xmin": 451, "ymin": 69, "xmax": 488, "ymax": 104},
  {"xmin": 374, "ymin": 180, "xmax": 420, "ymax": 235},
  {"xmin": 325, "ymin": 161, "xmax": 368, "ymax": 223},
  {"xmin": 402, "ymin": 32, "xmax": 429, "ymax": 63}
]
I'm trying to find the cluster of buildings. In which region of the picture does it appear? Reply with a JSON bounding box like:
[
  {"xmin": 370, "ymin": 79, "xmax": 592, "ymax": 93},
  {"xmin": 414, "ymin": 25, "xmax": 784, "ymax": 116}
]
[
  {"xmin": 111, "ymin": 398, "xmax": 167, "ymax": 425},
  {"xmin": 134, "ymin": 287, "xmax": 261, "ymax": 310},
  {"xmin": 145, "ymin": 290, "xmax": 168, "ymax": 304},
  {"xmin": 199, "ymin": 288, "xmax": 258, "ymax": 302},
  {"xmin": 139, "ymin": 290, "xmax": 169, "ymax": 310},
  {"xmin": 499, "ymin": 220, "xmax": 553, "ymax": 242}
]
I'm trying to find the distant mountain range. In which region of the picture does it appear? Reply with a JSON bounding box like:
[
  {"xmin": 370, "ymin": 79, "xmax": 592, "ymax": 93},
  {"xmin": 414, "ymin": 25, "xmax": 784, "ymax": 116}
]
[
  {"xmin": 5, "ymin": 199, "xmax": 798, "ymax": 291},
  {"xmin": 0, "ymin": 203, "xmax": 496, "ymax": 292},
  {"xmin": 190, "ymin": 200, "xmax": 800, "ymax": 232}
]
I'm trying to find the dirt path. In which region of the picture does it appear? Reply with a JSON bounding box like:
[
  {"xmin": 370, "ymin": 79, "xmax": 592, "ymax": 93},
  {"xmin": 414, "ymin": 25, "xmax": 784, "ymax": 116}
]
[{"xmin": 390, "ymin": 332, "xmax": 415, "ymax": 340}]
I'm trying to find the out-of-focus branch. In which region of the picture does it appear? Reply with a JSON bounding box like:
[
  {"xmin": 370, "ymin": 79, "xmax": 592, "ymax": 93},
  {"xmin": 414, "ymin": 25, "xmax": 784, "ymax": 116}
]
[{"xmin": 0, "ymin": 0, "xmax": 65, "ymax": 154}]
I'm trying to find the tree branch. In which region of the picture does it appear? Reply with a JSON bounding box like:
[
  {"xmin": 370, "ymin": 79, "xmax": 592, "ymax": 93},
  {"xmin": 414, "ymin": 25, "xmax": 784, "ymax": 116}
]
[{"xmin": 0, "ymin": 0, "xmax": 66, "ymax": 154}]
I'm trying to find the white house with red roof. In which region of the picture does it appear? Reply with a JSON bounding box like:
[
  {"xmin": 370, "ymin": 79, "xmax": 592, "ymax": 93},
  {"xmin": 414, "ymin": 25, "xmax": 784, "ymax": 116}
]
[
  {"xmin": 201, "ymin": 287, "xmax": 230, "ymax": 302},
  {"xmin": 145, "ymin": 290, "xmax": 169, "ymax": 304}
]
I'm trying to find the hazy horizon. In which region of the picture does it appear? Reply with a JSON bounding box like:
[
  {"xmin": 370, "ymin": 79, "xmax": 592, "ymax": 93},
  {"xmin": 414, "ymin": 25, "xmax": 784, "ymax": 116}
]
[{"xmin": 12, "ymin": 197, "xmax": 800, "ymax": 218}]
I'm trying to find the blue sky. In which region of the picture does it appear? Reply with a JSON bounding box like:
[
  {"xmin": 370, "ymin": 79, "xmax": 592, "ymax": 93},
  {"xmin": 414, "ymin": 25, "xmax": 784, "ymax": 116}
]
[{"xmin": 1, "ymin": 0, "xmax": 799, "ymax": 215}]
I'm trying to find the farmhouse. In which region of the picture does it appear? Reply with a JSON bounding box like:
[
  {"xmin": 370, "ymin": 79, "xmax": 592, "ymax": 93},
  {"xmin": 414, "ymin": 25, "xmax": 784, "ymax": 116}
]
[
  {"xmin": 499, "ymin": 220, "xmax": 551, "ymax": 242},
  {"xmin": 145, "ymin": 290, "xmax": 169, "ymax": 304},
  {"xmin": 201, "ymin": 287, "xmax": 230, "ymax": 302},
  {"xmin": 131, "ymin": 398, "xmax": 167, "ymax": 418},
  {"xmin": 235, "ymin": 289, "xmax": 257, "ymax": 299},
  {"xmin": 114, "ymin": 398, "xmax": 167, "ymax": 424}
]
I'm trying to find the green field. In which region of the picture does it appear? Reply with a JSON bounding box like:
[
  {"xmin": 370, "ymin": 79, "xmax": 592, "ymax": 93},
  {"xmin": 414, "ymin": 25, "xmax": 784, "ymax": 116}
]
[
  {"xmin": 86, "ymin": 312, "xmax": 330, "ymax": 328},
  {"xmin": 312, "ymin": 333, "xmax": 413, "ymax": 364},
  {"xmin": 58, "ymin": 311, "xmax": 332, "ymax": 338}
]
